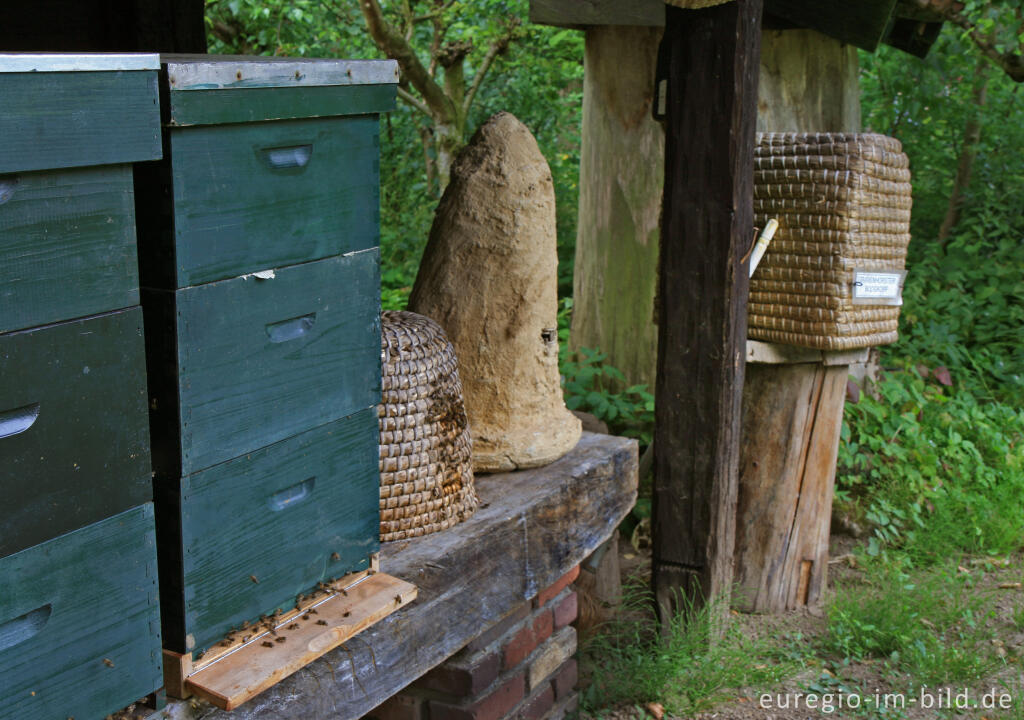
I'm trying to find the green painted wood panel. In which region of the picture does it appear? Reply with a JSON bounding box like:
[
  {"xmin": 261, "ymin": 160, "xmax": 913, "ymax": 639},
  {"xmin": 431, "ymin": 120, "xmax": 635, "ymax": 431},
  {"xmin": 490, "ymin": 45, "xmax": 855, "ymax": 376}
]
[
  {"xmin": 0, "ymin": 308, "xmax": 152, "ymax": 558},
  {"xmin": 166, "ymin": 84, "xmax": 396, "ymax": 126},
  {"xmin": 164, "ymin": 116, "xmax": 380, "ymax": 287},
  {"xmin": 0, "ymin": 164, "xmax": 140, "ymax": 333},
  {"xmin": 143, "ymin": 250, "xmax": 382, "ymax": 477},
  {"xmin": 156, "ymin": 410, "xmax": 380, "ymax": 654},
  {"xmin": 0, "ymin": 504, "xmax": 162, "ymax": 720},
  {"xmin": 0, "ymin": 71, "xmax": 161, "ymax": 174}
]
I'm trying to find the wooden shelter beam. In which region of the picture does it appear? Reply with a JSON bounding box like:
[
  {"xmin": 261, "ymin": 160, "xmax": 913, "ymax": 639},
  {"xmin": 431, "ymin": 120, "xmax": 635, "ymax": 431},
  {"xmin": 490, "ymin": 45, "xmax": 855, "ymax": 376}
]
[{"xmin": 652, "ymin": 0, "xmax": 762, "ymax": 620}]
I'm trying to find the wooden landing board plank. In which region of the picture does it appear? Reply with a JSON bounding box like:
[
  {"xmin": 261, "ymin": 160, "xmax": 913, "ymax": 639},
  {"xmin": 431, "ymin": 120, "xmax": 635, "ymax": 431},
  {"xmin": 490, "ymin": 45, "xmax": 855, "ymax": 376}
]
[
  {"xmin": 745, "ymin": 339, "xmax": 870, "ymax": 366},
  {"xmin": 185, "ymin": 572, "xmax": 416, "ymax": 711}
]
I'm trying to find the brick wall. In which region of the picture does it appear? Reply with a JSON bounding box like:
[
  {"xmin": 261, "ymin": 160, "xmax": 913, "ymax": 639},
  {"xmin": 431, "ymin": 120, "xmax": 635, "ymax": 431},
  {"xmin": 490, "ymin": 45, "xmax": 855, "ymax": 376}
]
[{"xmin": 368, "ymin": 567, "xmax": 580, "ymax": 720}]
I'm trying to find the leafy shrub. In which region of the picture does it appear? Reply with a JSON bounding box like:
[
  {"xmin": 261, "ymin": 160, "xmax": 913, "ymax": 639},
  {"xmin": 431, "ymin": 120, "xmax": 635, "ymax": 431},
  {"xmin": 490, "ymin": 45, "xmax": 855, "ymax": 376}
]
[
  {"xmin": 556, "ymin": 300, "xmax": 655, "ymax": 446},
  {"xmin": 839, "ymin": 363, "xmax": 1024, "ymax": 562}
]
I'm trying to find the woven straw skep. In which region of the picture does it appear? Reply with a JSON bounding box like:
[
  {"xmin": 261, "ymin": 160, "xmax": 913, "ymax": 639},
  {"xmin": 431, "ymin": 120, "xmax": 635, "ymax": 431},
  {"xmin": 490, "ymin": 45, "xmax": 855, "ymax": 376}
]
[
  {"xmin": 749, "ymin": 132, "xmax": 912, "ymax": 350},
  {"xmin": 378, "ymin": 311, "xmax": 478, "ymax": 542}
]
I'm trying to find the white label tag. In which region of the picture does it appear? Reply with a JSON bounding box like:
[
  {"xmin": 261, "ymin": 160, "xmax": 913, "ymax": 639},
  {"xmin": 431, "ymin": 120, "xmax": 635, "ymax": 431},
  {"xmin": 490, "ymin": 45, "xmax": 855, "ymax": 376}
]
[{"xmin": 852, "ymin": 269, "xmax": 906, "ymax": 305}]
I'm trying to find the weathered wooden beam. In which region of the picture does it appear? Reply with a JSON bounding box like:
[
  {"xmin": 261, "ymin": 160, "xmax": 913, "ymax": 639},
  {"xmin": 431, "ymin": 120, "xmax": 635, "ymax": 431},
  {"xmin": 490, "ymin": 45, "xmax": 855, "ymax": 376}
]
[
  {"xmin": 652, "ymin": 0, "xmax": 762, "ymax": 621},
  {"xmin": 529, "ymin": 0, "xmax": 663, "ymax": 29},
  {"xmin": 570, "ymin": 24, "xmax": 665, "ymax": 391},
  {"xmin": 529, "ymin": 0, "xmax": 934, "ymax": 57},
  {"xmin": 766, "ymin": 0, "xmax": 897, "ymax": 52},
  {"xmin": 158, "ymin": 433, "xmax": 638, "ymax": 719},
  {"xmin": 0, "ymin": 0, "xmax": 206, "ymax": 53}
]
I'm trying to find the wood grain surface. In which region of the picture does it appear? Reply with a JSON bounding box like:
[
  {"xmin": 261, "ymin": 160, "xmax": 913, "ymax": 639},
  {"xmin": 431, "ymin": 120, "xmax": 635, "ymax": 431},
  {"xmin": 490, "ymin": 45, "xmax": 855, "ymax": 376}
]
[
  {"xmin": 0, "ymin": 504, "xmax": 162, "ymax": 720},
  {"xmin": 0, "ymin": 71, "xmax": 160, "ymax": 174},
  {"xmin": 0, "ymin": 164, "xmax": 140, "ymax": 333},
  {"xmin": 0, "ymin": 308, "xmax": 152, "ymax": 558}
]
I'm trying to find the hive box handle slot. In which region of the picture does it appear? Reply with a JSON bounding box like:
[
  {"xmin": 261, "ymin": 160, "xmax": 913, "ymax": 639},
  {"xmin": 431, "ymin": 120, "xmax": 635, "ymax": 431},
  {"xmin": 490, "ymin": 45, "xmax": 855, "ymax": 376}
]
[
  {"xmin": 0, "ymin": 604, "xmax": 51, "ymax": 651},
  {"xmin": 0, "ymin": 402, "xmax": 40, "ymax": 439},
  {"xmin": 268, "ymin": 477, "xmax": 315, "ymax": 511},
  {"xmin": 265, "ymin": 313, "xmax": 316, "ymax": 344},
  {"xmin": 259, "ymin": 144, "xmax": 313, "ymax": 170},
  {"xmin": 0, "ymin": 176, "xmax": 17, "ymax": 205}
]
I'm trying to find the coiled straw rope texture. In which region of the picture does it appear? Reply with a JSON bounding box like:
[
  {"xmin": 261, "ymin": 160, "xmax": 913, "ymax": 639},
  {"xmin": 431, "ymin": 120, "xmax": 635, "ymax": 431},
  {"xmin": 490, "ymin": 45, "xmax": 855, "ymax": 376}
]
[
  {"xmin": 378, "ymin": 311, "xmax": 477, "ymax": 541},
  {"xmin": 750, "ymin": 132, "xmax": 913, "ymax": 350}
]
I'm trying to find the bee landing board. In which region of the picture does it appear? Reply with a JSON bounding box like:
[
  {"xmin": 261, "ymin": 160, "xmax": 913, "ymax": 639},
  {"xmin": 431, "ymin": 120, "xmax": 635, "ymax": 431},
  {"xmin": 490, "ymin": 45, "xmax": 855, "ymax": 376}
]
[{"xmin": 163, "ymin": 565, "xmax": 416, "ymax": 711}]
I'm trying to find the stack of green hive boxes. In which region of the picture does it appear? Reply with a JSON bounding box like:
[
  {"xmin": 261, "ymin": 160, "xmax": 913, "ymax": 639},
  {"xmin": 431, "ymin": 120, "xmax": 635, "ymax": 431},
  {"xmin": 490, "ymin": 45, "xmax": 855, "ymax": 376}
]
[
  {"xmin": 0, "ymin": 53, "xmax": 164, "ymax": 720},
  {"xmin": 136, "ymin": 56, "xmax": 398, "ymax": 657}
]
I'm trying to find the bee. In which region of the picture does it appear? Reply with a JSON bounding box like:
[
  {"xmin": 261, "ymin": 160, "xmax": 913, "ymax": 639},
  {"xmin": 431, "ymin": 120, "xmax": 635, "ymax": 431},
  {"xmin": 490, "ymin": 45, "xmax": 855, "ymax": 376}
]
[
  {"xmin": 242, "ymin": 635, "xmax": 251, "ymax": 642},
  {"xmin": 394, "ymin": 594, "xmax": 403, "ymax": 603},
  {"xmin": 250, "ymin": 575, "xmax": 259, "ymax": 584},
  {"xmin": 261, "ymin": 641, "xmax": 274, "ymax": 649},
  {"xmin": 316, "ymin": 620, "xmax": 328, "ymax": 626},
  {"xmin": 343, "ymin": 611, "xmax": 351, "ymax": 618},
  {"xmin": 102, "ymin": 658, "xmax": 115, "ymax": 668},
  {"xmin": 275, "ymin": 636, "xmax": 287, "ymax": 644},
  {"xmin": 287, "ymin": 623, "xmax": 300, "ymax": 630},
  {"xmin": 308, "ymin": 608, "xmax": 318, "ymax": 615},
  {"xmin": 330, "ymin": 552, "xmax": 341, "ymax": 562},
  {"xmin": 339, "ymin": 588, "xmax": 348, "ymax": 597}
]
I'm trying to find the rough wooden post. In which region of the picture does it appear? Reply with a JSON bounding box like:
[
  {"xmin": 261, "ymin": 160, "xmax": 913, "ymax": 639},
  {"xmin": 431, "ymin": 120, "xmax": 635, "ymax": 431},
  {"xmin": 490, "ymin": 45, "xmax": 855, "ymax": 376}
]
[
  {"xmin": 733, "ymin": 356, "xmax": 849, "ymax": 612},
  {"xmin": 651, "ymin": 0, "xmax": 762, "ymax": 622},
  {"xmin": 571, "ymin": 25, "xmax": 664, "ymax": 390}
]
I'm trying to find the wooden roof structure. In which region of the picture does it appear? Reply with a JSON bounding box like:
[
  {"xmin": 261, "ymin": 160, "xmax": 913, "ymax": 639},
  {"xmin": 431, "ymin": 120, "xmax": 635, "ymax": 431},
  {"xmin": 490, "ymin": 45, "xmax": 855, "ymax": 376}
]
[{"xmin": 531, "ymin": 0, "xmax": 945, "ymax": 57}]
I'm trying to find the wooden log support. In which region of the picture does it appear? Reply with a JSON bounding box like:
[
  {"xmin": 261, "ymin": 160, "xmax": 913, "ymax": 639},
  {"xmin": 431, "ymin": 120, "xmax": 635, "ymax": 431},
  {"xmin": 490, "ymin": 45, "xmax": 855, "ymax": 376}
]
[
  {"xmin": 652, "ymin": 0, "xmax": 763, "ymax": 621},
  {"xmin": 571, "ymin": 25, "xmax": 665, "ymax": 390},
  {"xmin": 733, "ymin": 360, "xmax": 848, "ymax": 612}
]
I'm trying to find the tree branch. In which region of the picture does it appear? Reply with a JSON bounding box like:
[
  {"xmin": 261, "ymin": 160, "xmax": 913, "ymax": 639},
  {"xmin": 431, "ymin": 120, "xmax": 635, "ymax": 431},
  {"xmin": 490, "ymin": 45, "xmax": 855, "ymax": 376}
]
[
  {"xmin": 413, "ymin": 0, "xmax": 458, "ymax": 23},
  {"xmin": 397, "ymin": 85, "xmax": 433, "ymax": 117},
  {"xmin": 462, "ymin": 28, "xmax": 514, "ymax": 116},
  {"xmin": 915, "ymin": 0, "xmax": 1024, "ymax": 82},
  {"xmin": 359, "ymin": 0, "xmax": 456, "ymax": 119}
]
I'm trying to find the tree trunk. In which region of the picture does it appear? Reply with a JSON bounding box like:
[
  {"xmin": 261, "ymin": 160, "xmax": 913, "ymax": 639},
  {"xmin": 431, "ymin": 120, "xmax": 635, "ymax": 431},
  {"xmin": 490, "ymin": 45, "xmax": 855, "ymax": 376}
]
[{"xmin": 938, "ymin": 61, "xmax": 989, "ymax": 247}]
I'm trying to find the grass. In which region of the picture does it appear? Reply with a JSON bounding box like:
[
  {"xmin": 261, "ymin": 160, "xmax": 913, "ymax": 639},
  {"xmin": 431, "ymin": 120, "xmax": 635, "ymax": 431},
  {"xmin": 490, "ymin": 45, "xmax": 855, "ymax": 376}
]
[
  {"xmin": 580, "ymin": 580, "xmax": 794, "ymax": 716},
  {"xmin": 823, "ymin": 561, "xmax": 1003, "ymax": 688}
]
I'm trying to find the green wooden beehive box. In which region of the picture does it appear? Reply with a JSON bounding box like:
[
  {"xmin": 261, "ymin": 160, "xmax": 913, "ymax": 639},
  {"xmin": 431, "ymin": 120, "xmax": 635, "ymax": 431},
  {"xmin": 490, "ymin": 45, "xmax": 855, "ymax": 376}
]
[
  {"xmin": 136, "ymin": 56, "xmax": 398, "ymax": 661},
  {"xmin": 0, "ymin": 505, "xmax": 163, "ymax": 720},
  {"xmin": 0, "ymin": 53, "xmax": 161, "ymax": 334},
  {"xmin": 0, "ymin": 54, "xmax": 165, "ymax": 718},
  {"xmin": 135, "ymin": 55, "xmax": 398, "ymax": 289},
  {"xmin": 0, "ymin": 54, "xmax": 160, "ymax": 556}
]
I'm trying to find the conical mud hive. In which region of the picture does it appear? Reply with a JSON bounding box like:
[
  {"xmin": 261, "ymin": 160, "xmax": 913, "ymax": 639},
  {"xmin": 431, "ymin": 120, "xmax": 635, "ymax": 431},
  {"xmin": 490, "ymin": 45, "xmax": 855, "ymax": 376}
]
[{"xmin": 408, "ymin": 112, "xmax": 581, "ymax": 472}]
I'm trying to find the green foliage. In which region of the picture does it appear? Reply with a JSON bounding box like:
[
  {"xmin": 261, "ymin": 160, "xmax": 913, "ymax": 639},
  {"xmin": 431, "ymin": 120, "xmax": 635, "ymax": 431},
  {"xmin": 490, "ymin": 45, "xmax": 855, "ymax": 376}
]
[
  {"xmin": 842, "ymin": 32, "xmax": 1024, "ymax": 567},
  {"xmin": 838, "ymin": 364, "xmax": 1024, "ymax": 562},
  {"xmin": 581, "ymin": 580, "xmax": 792, "ymax": 715},
  {"xmin": 556, "ymin": 300, "xmax": 655, "ymax": 445}
]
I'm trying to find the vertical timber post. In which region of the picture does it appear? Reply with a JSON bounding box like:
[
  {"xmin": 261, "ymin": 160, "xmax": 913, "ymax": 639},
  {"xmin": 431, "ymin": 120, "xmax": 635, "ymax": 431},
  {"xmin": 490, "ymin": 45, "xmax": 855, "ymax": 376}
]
[{"xmin": 652, "ymin": 0, "xmax": 762, "ymax": 624}]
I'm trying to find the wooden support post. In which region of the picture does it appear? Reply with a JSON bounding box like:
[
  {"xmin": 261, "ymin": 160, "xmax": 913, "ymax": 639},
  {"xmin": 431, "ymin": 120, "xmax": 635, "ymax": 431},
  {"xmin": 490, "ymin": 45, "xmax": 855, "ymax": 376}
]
[
  {"xmin": 733, "ymin": 359, "xmax": 849, "ymax": 612},
  {"xmin": 652, "ymin": 0, "xmax": 762, "ymax": 623}
]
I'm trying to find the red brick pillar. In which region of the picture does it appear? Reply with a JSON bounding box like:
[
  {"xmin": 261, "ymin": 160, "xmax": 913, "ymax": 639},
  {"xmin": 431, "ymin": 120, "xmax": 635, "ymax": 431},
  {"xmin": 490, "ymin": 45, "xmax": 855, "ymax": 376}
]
[{"xmin": 369, "ymin": 567, "xmax": 581, "ymax": 720}]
